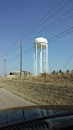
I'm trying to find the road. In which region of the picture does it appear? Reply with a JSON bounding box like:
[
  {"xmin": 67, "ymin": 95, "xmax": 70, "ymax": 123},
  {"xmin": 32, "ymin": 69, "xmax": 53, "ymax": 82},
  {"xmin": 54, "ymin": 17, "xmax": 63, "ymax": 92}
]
[{"xmin": 0, "ymin": 88, "xmax": 35, "ymax": 111}]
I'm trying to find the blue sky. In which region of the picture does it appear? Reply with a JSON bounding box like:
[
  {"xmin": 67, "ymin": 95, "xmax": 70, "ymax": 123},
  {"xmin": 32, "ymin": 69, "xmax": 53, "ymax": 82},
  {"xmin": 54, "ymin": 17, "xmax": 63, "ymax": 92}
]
[{"xmin": 0, "ymin": 0, "xmax": 73, "ymax": 76}]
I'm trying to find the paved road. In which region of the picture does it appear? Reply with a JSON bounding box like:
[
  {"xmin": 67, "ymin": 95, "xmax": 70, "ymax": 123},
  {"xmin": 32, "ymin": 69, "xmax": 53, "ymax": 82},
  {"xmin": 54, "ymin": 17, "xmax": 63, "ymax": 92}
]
[{"xmin": 0, "ymin": 88, "xmax": 35, "ymax": 110}]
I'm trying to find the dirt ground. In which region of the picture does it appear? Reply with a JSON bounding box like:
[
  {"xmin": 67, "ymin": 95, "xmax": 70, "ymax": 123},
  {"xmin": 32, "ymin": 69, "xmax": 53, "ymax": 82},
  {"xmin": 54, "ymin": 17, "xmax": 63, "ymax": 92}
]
[{"xmin": 0, "ymin": 73, "xmax": 73, "ymax": 105}]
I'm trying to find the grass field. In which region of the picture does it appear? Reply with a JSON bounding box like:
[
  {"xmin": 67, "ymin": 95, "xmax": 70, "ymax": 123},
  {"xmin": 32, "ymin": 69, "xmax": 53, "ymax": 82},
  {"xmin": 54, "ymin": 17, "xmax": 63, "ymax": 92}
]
[{"xmin": 0, "ymin": 73, "xmax": 73, "ymax": 105}]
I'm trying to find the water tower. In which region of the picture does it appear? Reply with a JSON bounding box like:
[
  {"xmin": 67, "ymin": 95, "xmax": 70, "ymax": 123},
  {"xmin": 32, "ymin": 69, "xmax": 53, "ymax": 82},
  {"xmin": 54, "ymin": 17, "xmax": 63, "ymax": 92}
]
[{"xmin": 34, "ymin": 37, "xmax": 48, "ymax": 75}]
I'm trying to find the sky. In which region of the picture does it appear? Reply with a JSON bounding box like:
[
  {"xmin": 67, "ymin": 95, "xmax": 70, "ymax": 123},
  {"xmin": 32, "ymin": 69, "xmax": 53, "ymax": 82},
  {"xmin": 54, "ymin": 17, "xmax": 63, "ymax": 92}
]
[{"xmin": 0, "ymin": 0, "xmax": 73, "ymax": 76}]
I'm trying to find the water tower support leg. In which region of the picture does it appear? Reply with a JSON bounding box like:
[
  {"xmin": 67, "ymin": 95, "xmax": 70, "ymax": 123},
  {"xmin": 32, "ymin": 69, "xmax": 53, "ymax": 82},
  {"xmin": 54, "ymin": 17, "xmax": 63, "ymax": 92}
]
[
  {"xmin": 44, "ymin": 48, "xmax": 46, "ymax": 73},
  {"xmin": 40, "ymin": 44, "xmax": 42, "ymax": 74},
  {"xmin": 46, "ymin": 44, "xmax": 48, "ymax": 73},
  {"xmin": 33, "ymin": 48, "xmax": 35, "ymax": 75},
  {"xmin": 36, "ymin": 44, "xmax": 37, "ymax": 75}
]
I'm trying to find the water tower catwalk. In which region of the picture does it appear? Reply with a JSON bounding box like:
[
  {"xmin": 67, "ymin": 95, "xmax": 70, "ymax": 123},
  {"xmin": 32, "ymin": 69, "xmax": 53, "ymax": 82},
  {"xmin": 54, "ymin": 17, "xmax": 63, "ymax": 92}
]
[{"xmin": 34, "ymin": 37, "xmax": 48, "ymax": 75}]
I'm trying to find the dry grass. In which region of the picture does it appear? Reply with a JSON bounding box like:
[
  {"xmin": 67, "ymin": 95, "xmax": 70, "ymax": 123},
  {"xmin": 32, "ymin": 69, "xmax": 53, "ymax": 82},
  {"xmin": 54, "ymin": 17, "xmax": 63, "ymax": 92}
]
[{"xmin": 0, "ymin": 73, "xmax": 73, "ymax": 105}]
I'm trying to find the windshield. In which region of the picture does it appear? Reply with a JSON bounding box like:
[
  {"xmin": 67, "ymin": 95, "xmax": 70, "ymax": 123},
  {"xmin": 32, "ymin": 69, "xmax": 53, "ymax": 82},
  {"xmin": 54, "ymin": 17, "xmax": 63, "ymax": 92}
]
[{"xmin": 0, "ymin": 0, "xmax": 73, "ymax": 128}]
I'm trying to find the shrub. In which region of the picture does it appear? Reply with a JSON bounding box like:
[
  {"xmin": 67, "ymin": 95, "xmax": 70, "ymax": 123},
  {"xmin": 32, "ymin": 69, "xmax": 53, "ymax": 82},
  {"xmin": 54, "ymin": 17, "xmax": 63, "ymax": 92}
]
[
  {"xmin": 59, "ymin": 69, "xmax": 64, "ymax": 75},
  {"xmin": 66, "ymin": 69, "xmax": 70, "ymax": 74},
  {"xmin": 52, "ymin": 70, "xmax": 56, "ymax": 75},
  {"xmin": 41, "ymin": 72, "xmax": 48, "ymax": 77}
]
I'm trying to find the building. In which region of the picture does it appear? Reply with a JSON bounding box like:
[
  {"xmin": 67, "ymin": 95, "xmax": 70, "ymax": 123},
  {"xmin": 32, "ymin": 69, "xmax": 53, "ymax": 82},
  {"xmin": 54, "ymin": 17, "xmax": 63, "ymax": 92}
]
[{"xmin": 10, "ymin": 71, "xmax": 31, "ymax": 77}]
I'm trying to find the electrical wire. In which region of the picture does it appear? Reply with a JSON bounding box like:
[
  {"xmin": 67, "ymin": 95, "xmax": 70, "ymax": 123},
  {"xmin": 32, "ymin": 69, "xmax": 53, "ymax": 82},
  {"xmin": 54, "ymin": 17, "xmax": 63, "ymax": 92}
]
[
  {"xmin": 21, "ymin": 0, "xmax": 72, "ymax": 40},
  {"xmin": 6, "ymin": 27, "xmax": 73, "ymax": 64},
  {"xmin": 28, "ymin": 8, "xmax": 73, "ymax": 40},
  {"xmin": 2, "ymin": 0, "xmax": 71, "ymax": 57},
  {"xmin": 17, "ymin": 0, "xmax": 65, "ymax": 40},
  {"xmin": 0, "ymin": 0, "xmax": 73, "ymax": 75},
  {"xmin": 48, "ymin": 26, "xmax": 73, "ymax": 42},
  {"xmin": 4, "ymin": 1, "xmax": 73, "ymax": 62}
]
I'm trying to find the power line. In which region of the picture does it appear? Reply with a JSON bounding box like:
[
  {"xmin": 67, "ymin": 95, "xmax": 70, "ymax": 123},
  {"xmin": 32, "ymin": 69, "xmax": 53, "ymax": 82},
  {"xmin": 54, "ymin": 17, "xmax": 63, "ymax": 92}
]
[
  {"xmin": 6, "ymin": 27, "xmax": 73, "ymax": 66},
  {"xmin": 3, "ymin": 25, "xmax": 73, "ymax": 67},
  {"xmin": 22, "ymin": 0, "xmax": 72, "ymax": 40},
  {"xmin": 4, "ymin": 1, "xmax": 71, "ymax": 61},
  {"xmin": 22, "ymin": 27, "xmax": 73, "ymax": 57},
  {"xmin": 1, "ymin": 0, "xmax": 72, "ymax": 75},
  {"xmin": 64, "ymin": 55, "xmax": 73, "ymax": 70},
  {"xmin": 3, "ymin": 12, "xmax": 73, "ymax": 63},
  {"xmin": 2, "ymin": 0, "xmax": 71, "ymax": 57},
  {"xmin": 28, "ymin": 8, "xmax": 73, "ymax": 40},
  {"xmin": 43, "ymin": 13, "xmax": 73, "ymax": 37},
  {"xmin": 22, "ymin": 47, "xmax": 34, "ymax": 54},
  {"xmin": 7, "ymin": 47, "xmax": 34, "ymax": 63},
  {"xmin": 38, "ymin": 0, "xmax": 72, "ymax": 27},
  {"xmin": 10, "ymin": 12, "xmax": 73, "ymax": 59},
  {"xmin": 17, "ymin": 0, "xmax": 64, "ymax": 40},
  {"xmin": 39, "ymin": 0, "xmax": 65, "ymax": 22},
  {"xmin": 48, "ymin": 26, "xmax": 73, "ymax": 42},
  {"xmin": 6, "ymin": 25, "xmax": 73, "ymax": 64}
]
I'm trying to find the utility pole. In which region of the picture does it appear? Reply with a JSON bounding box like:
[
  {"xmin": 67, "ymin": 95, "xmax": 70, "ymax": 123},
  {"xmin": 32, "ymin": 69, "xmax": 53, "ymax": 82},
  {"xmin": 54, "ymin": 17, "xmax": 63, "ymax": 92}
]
[
  {"xmin": 4, "ymin": 55, "xmax": 8, "ymax": 77},
  {"xmin": 16, "ymin": 40, "xmax": 24, "ymax": 79}
]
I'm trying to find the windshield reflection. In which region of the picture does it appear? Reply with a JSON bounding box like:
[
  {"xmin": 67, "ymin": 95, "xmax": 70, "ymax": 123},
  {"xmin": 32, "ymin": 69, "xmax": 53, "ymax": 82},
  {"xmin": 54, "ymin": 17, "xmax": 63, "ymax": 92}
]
[{"xmin": 0, "ymin": 109, "xmax": 73, "ymax": 127}]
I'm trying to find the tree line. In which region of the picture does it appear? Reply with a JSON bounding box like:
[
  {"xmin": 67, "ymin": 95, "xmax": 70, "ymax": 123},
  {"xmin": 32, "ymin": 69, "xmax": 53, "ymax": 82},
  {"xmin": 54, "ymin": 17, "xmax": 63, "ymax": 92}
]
[{"xmin": 51, "ymin": 69, "xmax": 73, "ymax": 75}]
